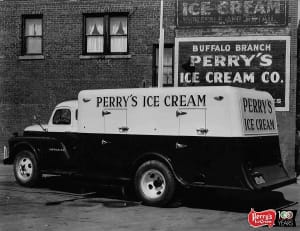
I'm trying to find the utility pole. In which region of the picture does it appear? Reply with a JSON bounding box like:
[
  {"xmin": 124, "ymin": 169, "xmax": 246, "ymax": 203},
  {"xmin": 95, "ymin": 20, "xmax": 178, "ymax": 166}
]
[{"xmin": 157, "ymin": 0, "xmax": 164, "ymax": 88}]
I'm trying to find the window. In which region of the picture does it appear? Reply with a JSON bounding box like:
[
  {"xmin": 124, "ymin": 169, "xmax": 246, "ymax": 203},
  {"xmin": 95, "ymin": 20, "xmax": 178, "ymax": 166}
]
[
  {"xmin": 86, "ymin": 17, "xmax": 104, "ymax": 53},
  {"xmin": 84, "ymin": 14, "xmax": 128, "ymax": 54},
  {"xmin": 22, "ymin": 15, "xmax": 43, "ymax": 55},
  {"xmin": 153, "ymin": 45, "xmax": 174, "ymax": 87},
  {"xmin": 110, "ymin": 17, "xmax": 128, "ymax": 53},
  {"xmin": 53, "ymin": 109, "xmax": 71, "ymax": 125}
]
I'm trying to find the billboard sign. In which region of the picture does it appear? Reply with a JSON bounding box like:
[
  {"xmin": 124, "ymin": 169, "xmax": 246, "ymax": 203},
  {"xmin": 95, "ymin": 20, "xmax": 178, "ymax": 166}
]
[
  {"xmin": 174, "ymin": 36, "xmax": 290, "ymax": 111},
  {"xmin": 177, "ymin": 0, "xmax": 287, "ymax": 27}
]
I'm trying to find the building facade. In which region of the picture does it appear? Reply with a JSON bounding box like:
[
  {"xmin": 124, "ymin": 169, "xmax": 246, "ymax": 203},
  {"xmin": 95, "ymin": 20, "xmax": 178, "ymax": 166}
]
[{"xmin": 0, "ymin": 0, "xmax": 298, "ymax": 175}]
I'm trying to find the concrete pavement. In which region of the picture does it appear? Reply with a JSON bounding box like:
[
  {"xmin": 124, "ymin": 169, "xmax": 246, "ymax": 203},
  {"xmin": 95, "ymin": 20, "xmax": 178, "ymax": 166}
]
[{"xmin": 0, "ymin": 163, "xmax": 299, "ymax": 231}]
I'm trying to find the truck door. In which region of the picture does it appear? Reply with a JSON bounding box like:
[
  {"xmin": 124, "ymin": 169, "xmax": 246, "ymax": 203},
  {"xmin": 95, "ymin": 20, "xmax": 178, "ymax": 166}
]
[
  {"xmin": 46, "ymin": 107, "xmax": 80, "ymax": 170},
  {"xmin": 103, "ymin": 109, "xmax": 128, "ymax": 134},
  {"xmin": 177, "ymin": 108, "xmax": 207, "ymax": 136},
  {"xmin": 89, "ymin": 108, "xmax": 130, "ymax": 177},
  {"xmin": 174, "ymin": 108, "xmax": 208, "ymax": 182}
]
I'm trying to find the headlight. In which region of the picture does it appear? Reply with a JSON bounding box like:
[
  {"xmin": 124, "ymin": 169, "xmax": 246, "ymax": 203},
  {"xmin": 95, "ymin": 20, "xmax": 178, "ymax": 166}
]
[{"xmin": 3, "ymin": 145, "xmax": 8, "ymax": 160}]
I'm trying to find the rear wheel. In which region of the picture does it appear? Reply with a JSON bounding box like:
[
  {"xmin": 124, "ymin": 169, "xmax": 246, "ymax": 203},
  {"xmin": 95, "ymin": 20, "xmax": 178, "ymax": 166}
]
[
  {"xmin": 13, "ymin": 150, "xmax": 41, "ymax": 187},
  {"xmin": 134, "ymin": 160, "xmax": 175, "ymax": 207}
]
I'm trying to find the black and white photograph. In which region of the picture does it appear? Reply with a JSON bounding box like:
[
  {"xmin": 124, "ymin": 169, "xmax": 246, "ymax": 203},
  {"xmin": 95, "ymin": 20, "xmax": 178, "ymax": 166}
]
[{"xmin": 0, "ymin": 0, "xmax": 299, "ymax": 230}]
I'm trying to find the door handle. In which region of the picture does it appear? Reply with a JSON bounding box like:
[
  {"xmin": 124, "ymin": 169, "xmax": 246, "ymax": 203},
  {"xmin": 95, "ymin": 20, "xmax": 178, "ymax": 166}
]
[
  {"xmin": 101, "ymin": 139, "xmax": 111, "ymax": 145},
  {"xmin": 118, "ymin": 126, "xmax": 129, "ymax": 133},
  {"xmin": 176, "ymin": 110, "xmax": 187, "ymax": 117},
  {"xmin": 82, "ymin": 98, "xmax": 91, "ymax": 103},
  {"xmin": 102, "ymin": 110, "xmax": 111, "ymax": 116},
  {"xmin": 176, "ymin": 142, "xmax": 188, "ymax": 149},
  {"xmin": 196, "ymin": 128, "xmax": 208, "ymax": 135}
]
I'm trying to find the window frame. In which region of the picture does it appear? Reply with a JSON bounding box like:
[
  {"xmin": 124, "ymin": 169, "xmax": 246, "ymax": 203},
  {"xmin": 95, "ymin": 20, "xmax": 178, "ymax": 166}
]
[
  {"xmin": 83, "ymin": 13, "xmax": 129, "ymax": 55},
  {"xmin": 152, "ymin": 44, "xmax": 174, "ymax": 87},
  {"xmin": 108, "ymin": 15, "xmax": 128, "ymax": 55},
  {"xmin": 52, "ymin": 108, "xmax": 72, "ymax": 125},
  {"xmin": 83, "ymin": 13, "xmax": 105, "ymax": 54},
  {"xmin": 22, "ymin": 15, "xmax": 43, "ymax": 55}
]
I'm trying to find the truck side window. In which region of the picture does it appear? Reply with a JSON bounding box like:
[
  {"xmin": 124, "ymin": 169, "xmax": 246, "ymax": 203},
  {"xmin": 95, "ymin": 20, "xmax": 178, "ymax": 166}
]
[{"xmin": 53, "ymin": 109, "xmax": 71, "ymax": 125}]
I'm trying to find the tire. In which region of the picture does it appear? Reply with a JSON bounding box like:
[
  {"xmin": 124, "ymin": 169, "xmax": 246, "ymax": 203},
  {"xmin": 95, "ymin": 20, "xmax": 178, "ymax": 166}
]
[
  {"xmin": 134, "ymin": 160, "xmax": 175, "ymax": 207},
  {"xmin": 13, "ymin": 150, "xmax": 41, "ymax": 187}
]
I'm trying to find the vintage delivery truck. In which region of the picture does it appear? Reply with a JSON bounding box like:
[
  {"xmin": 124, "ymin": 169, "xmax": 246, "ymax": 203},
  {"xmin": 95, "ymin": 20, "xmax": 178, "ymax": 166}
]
[{"xmin": 3, "ymin": 86, "xmax": 294, "ymax": 206}]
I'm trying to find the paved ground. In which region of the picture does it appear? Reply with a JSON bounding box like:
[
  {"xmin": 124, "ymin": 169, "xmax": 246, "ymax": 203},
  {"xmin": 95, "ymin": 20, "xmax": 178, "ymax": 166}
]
[{"xmin": 0, "ymin": 163, "xmax": 299, "ymax": 231}]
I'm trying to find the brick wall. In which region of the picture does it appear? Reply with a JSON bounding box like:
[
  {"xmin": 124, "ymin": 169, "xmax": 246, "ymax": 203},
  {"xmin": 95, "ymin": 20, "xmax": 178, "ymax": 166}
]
[
  {"xmin": 0, "ymin": 0, "xmax": 176, "ymax": 149},
  {"xmin": 0, "ymin": 0, "xmax": 298, "ymax": 175}
]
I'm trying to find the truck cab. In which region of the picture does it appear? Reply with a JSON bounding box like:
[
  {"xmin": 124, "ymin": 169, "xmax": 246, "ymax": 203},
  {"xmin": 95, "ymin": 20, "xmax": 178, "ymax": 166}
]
[
  {"xmin": 47, "ymin": 100, "xmax": 78, "ymax": 133},
  {"xmin": 24, "ymin": 100, "xmax": 78, "ymax": 134},
  {"xmin": 10, "ymin": 101, "xmax": 81, "ymax": 172}
]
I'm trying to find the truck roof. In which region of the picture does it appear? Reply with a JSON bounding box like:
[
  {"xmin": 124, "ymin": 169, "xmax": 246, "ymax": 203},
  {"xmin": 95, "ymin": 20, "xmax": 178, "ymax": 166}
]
[
  {"xmin": 79, "ymin": 86, "xmax": 272, "ymax": 100},
  {"xmin": 55, "ymin": 100, "xmax": 78, "ymax": 109}
]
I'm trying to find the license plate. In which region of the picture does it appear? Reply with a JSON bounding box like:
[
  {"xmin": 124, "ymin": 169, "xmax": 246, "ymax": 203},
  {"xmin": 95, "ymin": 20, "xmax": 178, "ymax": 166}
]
[{"xmin": 254, "ymin": 176, "xmax": 266, "ymax": 185}]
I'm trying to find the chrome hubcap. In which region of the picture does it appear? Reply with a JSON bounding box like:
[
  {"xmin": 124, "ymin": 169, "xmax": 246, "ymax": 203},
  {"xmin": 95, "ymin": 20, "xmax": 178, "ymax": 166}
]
[
  {"xmin": 140, "ymin": 169, "xmax": 166, "ymax": 199},
  {"xmin": 17, "ymin": 157, "xmax": 33, "ymax": 181}
]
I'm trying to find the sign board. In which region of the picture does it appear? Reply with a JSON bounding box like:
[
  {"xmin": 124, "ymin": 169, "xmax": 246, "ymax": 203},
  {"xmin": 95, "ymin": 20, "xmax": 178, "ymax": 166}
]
[
  {"xmin": 241, "ymin": 97, "xmax": 277, "ymax": 135},
  {"xmin": 176, "ymin": 0, "xmax": 287, "ymax": 27},
  {"xmin": 174, "ymin": 36, "xmax": 290, "ymax": 111}
]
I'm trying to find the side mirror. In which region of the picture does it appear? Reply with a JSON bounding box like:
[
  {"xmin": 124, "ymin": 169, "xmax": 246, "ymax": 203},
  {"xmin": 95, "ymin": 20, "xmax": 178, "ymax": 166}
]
[
  {"xmin": 33, "ymin": 115, "xmax": 41, "ymax": 121},
  {"xmin": 33, "ymin": 115, "xmax": 47, "ymax": 132}
]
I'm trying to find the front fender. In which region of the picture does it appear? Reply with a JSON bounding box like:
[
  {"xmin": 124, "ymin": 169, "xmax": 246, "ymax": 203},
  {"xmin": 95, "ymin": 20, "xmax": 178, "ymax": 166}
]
[{"xmin": 7, "ymin": 136, "xmax": 62, "ymax": 167}]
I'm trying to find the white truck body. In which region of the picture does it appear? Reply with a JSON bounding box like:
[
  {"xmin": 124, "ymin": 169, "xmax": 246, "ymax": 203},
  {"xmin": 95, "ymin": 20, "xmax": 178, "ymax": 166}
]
[{"xmin": 78, "ymin": 86, "xmax": 277, "ymax": 137}]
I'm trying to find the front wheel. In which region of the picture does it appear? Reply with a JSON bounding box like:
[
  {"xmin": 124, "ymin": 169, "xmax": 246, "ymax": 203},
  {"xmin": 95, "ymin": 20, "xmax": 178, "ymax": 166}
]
[
  {"xmin": 134, "ymin": 160, "xmax": 175, "ymax": 207},
  {"xmin": 13, "ymin": 150, "xmax": 41, "ymax": 187}
]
